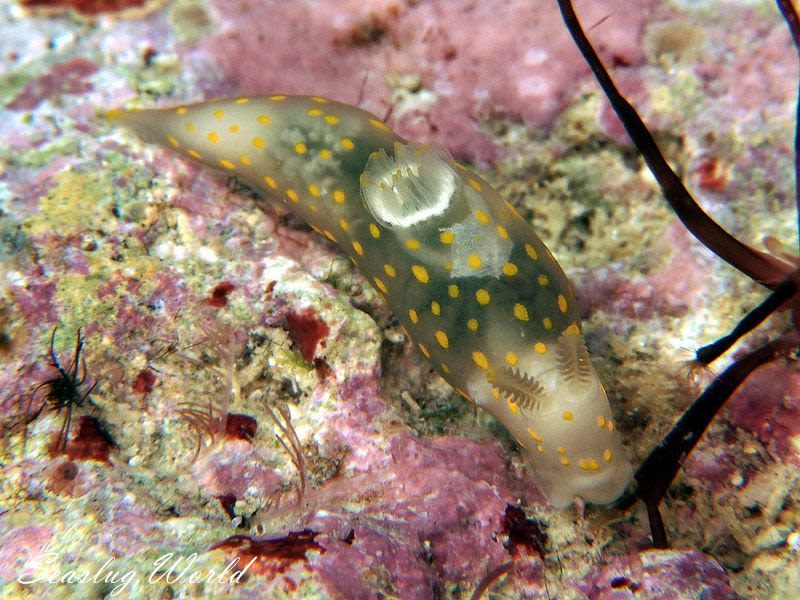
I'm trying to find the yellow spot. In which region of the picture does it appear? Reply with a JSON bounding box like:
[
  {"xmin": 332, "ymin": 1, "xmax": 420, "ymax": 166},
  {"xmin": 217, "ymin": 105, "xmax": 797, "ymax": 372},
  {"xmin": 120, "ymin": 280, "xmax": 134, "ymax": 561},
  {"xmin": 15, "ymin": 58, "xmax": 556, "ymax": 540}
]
[
  {"xmin": 565, "ymin": 323, "xmax": 581, "ymax": 336},
  {"xmin": 187, "ymin": 122, "xmax": 196, "ymax": 132},
  {"xmin": 440, "ymin": 363, "xmax": 450, "ymax": 374},
  {"xmin": 419, "ymin": 343, "xmax": 430, "ymax": 358},
  {"xmin": 214, "ymin": 109, "xmax": 225, "ymax": 119},
  {"xmin": 537, "ymin": 274, "xmax": 549, "ymax": 286},
  {"xmin": 369, "ymin": 118, "xmax": 390, "ymax": 132},
  {"xmin": 560, "ymin": 458, "xmax": 571, "ymax": 467},
  {"xmin": 324, "ymin": 115, "xmax": 340, "ymax": 125},
  {"xmin": 435, "ymin": 331, "xmax": 449, "ymax": 349},
  {"xmin": 492, "ymin": 388, "xmax": 500, "ymax": 400},
  {"xmin": 537, "ymin": 446, "xmax": 545, "ymax": 454},
  {"xmin": 234, "ymin": 97, "xmax": 249, "ymax": 104},
  {"xmin": 374, "ymin": 277, "xmax": 388, "ymax": 294},
  {"xmin": 505, "ymin": 352, "xmax": 518, "ymax": 366},
  {"xmin": 339, "ymin": 218, "xmax": 349, "ymax": 231},
  {"xmin": 431, "ymin": 301, "xmax": 441, "ymax": 316},
  {"xmin": 448, "ymin": 284, "xmax": 459, "ymax": 298},
  {"xmin": 307, "ymin": 108, "xmax": 323, "ymax": 116},
  {"xmin": 308, "ymin": 203, "xmax": 318, "ymax": 213},
  {"xmin": 333, "ymin": 189, "xmax": 346, "ymax": 204},
  {"xmin": 252, "ymin": 136, "xmax": 266, "ymax": 149},
  {"xmin": 513, "ymin": 303, "xmax": 529, "ymax": 321},
  {"xmin": 219, "ymin": 159, "xmax": 236, "ymax": 170},
  {"xmin": 444, "ymin": 261, "xmax": 453, "ymax": 271},
  {"xmin": 411, "ymin": 265, "xmax": 429, "ymax": 283},
  {"xmin": 472, "ymin": 351, "xmax": 489, "ymax": 370},
  {"xmin": 239, "ymin": 155, "xmax": 251, "ymax": 165},
  {"xmin": 502, "ymin": 262, "xmax": 518, "ymax": 277},
  {"xmin": 474, "ymin": 209, "xmax": 489, "ymax": 224},
  {"xmin": 468, "ymin": 254, "xmax": 482, "ymax": 269},
  {"xmin": 597, "ymin": 416, "xmax": 606, "ymax": 428},
  {"xmin": 475, "ymin": 289, "xmax": 490, "ymax": 305},
  {"xmin": 208, "ymin": 131, "xmax": 220, "ymax": 143},
  {"xmin": 525, "ymin": 243, "xmax": 539, "ymax": 260},
  {"xmin": 308, "ymin": 184, "xmax": 321, "ymax": 197},
  {"xmin": 187, "ymin": 149, "xmax": 202, "ymax": 159},
  {"xmin": 603, "ymin": 449, "xmax": 613, "ymax": 463},
  {"xmin": 497, "ymin": 225, "xmax": 508, "ymax": 239},
  {"xmin": 558, "ymin": 294, "xmax": 568, "ymax": 313},
  {"xmin": 286, "ymin": 189, "xmax": 299, "ymax": 203},
  {"xmin": 323, "ymin": 230, "xmax": 337, "ymax": 242},
  {"xmin": 406, "ymin": 239, "xmax": 421, "ymax": 250},
  {"xmin": 384, "ymin": 264, "xmax": 396, "ymax": 278},
  {"xmin": 543, "ymin": 317, "xmax": 553, "ymax": 330},
  {"xmin": 607, "ymin": 421, "xmax": 615, "ymax": 433},
  {"xmin": 176, "ymin": 107, "xmax": 187, "ymax": 115},
  {"xmin": 270, "ymin": 94, "xmax": 287, "ymax": 100},
  {"xmin": 341, "ymin": 138, "xmax": 355, "ymax": 151},
  {"xmin": 557, "ymin": 447, "xmax": 566, "ymax": 455},
  {"xmin": 369, "ymin": 223, "xmax": 381, "ymax": 239},
  {"xmin": 527, "ymin": 429, "xmax": 542, "ymax": 443},
  {"xmin": 167, "ymin": 135, "xmax": 180, "ymax": 148},
  {"xmin": 263, "ymin": 176, "xmax": 277, "ymax": 189},
  {"xmin": 352, "ymin": 241, "xmax": 364, "ymax": 256},
  {"xmin": 468, "ymin": 179, "xmax": 483, "ymax": 192},
  {"xmin": 294, "ymin": 142, "xmax": 308, "ymax": 155},
  {"xmin": 439, "ymin": 231, "xmax": 455, "ymax": 245},
  {"xmin": 467, "ymin": 318, "xmax": 479, "ymax": 332},
  {"xmin": 229, "ymin": 124, "xmax": 239, "ymax": 134},
  {"xmin": 320, "ymin": 149, "xmax": 333, "ymax": 160},
  {"xmin": 579, "ymin": 459, "xmax": 601, "ymax": 472},
  {"xmin": 258, "ymin": 115, "xmax": 271, "ymax": 124},
  {"xmin": 562, "ymin": 411, "xmax": 574, "ymax": 421},
  {"xmin": 409, "ymin": 309, "xmax": 419, "ymax": 324},
  {"xmin": 507, "ymin": 400, "xmax": 518, "ymax": 415},
  {"xmin": 311, "ymin": 96, "xmax": 329, "ymax": 103}
]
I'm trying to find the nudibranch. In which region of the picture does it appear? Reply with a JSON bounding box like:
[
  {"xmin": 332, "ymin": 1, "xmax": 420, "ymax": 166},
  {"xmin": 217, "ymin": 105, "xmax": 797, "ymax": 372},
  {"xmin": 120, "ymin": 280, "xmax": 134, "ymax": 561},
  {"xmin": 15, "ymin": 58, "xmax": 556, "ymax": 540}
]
[{"xmin": 109, "ymin": 95, "xmax": 632, "ymax": 507}]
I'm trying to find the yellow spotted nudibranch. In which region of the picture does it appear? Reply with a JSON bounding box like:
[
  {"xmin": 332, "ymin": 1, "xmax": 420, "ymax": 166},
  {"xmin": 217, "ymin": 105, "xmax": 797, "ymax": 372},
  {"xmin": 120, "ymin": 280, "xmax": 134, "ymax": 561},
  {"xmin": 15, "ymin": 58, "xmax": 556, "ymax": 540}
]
[{"xmin": 109, "ymin": 95, "xmax": 632, "ymax": 507}]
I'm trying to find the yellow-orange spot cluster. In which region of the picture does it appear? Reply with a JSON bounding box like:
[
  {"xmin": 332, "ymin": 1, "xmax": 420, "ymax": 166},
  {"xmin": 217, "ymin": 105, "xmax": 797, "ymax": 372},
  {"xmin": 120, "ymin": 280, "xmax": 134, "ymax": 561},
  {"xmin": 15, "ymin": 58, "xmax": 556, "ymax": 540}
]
[
  {"xmin": 525, "ymin": 243, "xmax": 539, "ymax": 260},
  {"xmin": 406, "ymin": 239, "xmax": 421, "ymax": 250},
  {"xmin": 234, "ymin": 97, "xmax": 249, "ymax": 104},
  {"xmin": 219, "ymin": 159, "xmax": 235, "ymax": 170},
  {"xmin": 505, "ymin": 352, "xmax": 518, "ymax": 366},
  {"xmin": 187, "ymin": 149, "xmax": 202, "ymax": 160},
  {"xmin": 369, "ymin": 118, "xmax": 390, "ymax": 132},
  {"xmin": 448, "ymin": 284, "xmax": 459, "ymax": 298},
  {"xmin": 270, "ymin": 94, "xmax": 287, "ymax": 100},
  {"xmin": 384, "ymin": 264, "xmax": 396, "ymax": 277},
  {"xmin": 435, "ymin": 331, "xmax": 449, "ymax": 349},
  {"xmin": 560, "ymin": 458, "xmax": 571, "ymax": 467},
  {"xmin": 513, "ymin": 303, "xmax": 529, "ymax": 321},
  {"xmin": 374, "ymin": 277, "xmax": 388, "ymax": 294},
  {"xmin": 307, "ymin": 108, "xmax": 323, "ymax": 116},
  {"xmin": 411, "ymin": 265, "xmax": 429, "ymax": 283},
  {"xmin": 369, "ymin": 223, "xmax": 381, "ymax": 239},
  {"xmin": 263, "ymin": 176, "xmax": 277, "ymax": 189},
  {"xmin": 474, "ymin": 210, "xmax": 490, "ymax": 224},
  {"xmin": 468, "ymin": 179, "xmax": 482, "ymax": 192},
  {"xmin": 286, "ymin": 189, "xmax": 299, "ymax": 203},
  {"xmin": 333, "ymin": 189, "xmax": 346, "ymax": 204},
  {"xmin": 562, "ymin": 411, "xmax": 574, "ymax": 421},
  {"xmin": 176, "ymin": 107, "xmax": 187, "ymax": 115},
  {"xmin": 476, "ymin": 289, "xmax": 490, "ymax": 305},
  {"xmin": 339, "ymin": 218, "xmax": 349, "ymax": 231},
  {"xmin": 468, "ymin": 254, "xmax": 482, "ymax": 269},
  {"xmin": 341, "ymin": 138, "xmax": 355, "ymax": 151},
  {"xmin": 214, "ymin": 110, "xmax": 225, "ymax": 119},
  {"xmin": 497, "ymin": 225, "xmax": 508, "ymax": 239},
  {"xmin": 597, "ymin": 416, "xmax": 606, "ymax": 428},
  {"xmin": 557, "ymin": 294, "xmax": 568, "ymax": 313},
  {"xmin": 311, "ymin": 96, "xmax": 329, "ymax": 103},
  {"xmin": 239, "ymin": 155, "xmax": 251, "ymax": 165},
  {"xmin": 472, "ymin": 351, "xmax": 489, "ymax": 370},
  {"xmin": 543, "ymin": 317, "xmax": 553, "ymax": 330},
  {"xmin": 352, "ymin": 241, "xmax": 364, "ymax": 256},
  {"xmin": 565, "ymin": 323, "xmax": 581, "ymax": 336},
  {"xmin": 187, "ymin": 122, "xmax": 196, "ymax": 132},
  {"xmin": 603, "ymin": 449, "xmax": 613, "ymax": 462},
  {"xmin": 502, "ymin": 262, "xmax": 518, "ymax": 277},
  {"xmin": 252, "ymin": 136, "xmax": 266, "ymax": 149},
  {"xmin": 229, "ymin": 124, "xmax": 239, "ymax": 134},
  {"xmin": 308, "ymin": 184, "xmax": 321, "ymax": 197},
  {"xmin": 167, "ymin": 136, "xmax": 179, "ymax": 148},
  {"xmin": 537, "ymin": 274, "xmax": 549, "ymax": 286},
  {"xmin": 507, "ymin": 400, "xmax": 519, "ymax": 415},
  {"xmin": 528, "ymin": 429, "xmax": 542, "ymax": 443},
  {"xmin": 324, "ymin": 115, "xmax": 340, "ymax": 125},
  {"xmin": 419, "ymin": 343, "xmax": 430, "ymax": 358},
  {"xmin": 294, "ymin": 142, "xmax": 307, "ymax": 155},
  {"xmin": 579, "ymin": 459, "xmax": 601, "ymax": 472},
  {"xmin": 208, "ymin": 131, "xmax": 220, "ymax": 143},
  {"xmin": 320, "ymin": 149, "xmax": 332, "ymax": 160},
  {"xmin": 431, "ymin": 301, "xmax": 441, "ymax": 316},
  {"xmin": 439, "ymin": 231, "xmax": 455, "ymax": 245},
  {"xmin": 534, "ymin": 342, "xmax": 547, "ymax": 355},
  {"xmin": 409, "ymin": 309, "xmax": 419, "ymax": 324},
  {"xmin": 258, "ymin": 115, "xmax": 271, "ymax": 124}
]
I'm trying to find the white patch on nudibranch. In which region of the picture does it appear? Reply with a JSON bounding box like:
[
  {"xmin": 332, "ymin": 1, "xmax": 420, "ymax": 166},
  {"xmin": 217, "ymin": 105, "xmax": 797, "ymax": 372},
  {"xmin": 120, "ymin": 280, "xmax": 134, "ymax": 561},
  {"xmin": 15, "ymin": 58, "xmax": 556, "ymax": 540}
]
[{"xmin": 361, "ymin": 142, "xmax": 459, "ymax": 228}]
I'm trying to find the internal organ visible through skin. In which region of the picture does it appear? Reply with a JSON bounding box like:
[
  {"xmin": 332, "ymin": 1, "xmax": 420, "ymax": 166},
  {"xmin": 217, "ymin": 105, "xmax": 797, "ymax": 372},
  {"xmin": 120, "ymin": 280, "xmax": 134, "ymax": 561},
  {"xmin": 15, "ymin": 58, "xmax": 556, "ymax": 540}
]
[{"xmin": 111, "ymin": 94, "xmax": 633, "ymax": 506}]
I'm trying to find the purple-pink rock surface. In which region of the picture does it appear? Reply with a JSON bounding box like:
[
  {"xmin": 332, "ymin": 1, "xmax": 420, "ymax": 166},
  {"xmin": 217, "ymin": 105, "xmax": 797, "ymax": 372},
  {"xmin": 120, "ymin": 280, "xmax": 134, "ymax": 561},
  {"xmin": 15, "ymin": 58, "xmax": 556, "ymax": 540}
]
[{"xmin": 0, "ymin": 0, "xmax": 797, "ymax": 598}]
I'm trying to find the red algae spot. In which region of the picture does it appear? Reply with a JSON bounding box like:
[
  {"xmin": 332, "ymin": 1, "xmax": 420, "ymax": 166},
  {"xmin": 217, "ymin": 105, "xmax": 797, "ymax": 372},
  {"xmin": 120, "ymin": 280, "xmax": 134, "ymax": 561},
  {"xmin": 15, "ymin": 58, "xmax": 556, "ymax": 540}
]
[
  {"xmin": 45, "ymin": 460, "xmax": 81, "ymax": 496},
  {"xmin": 8, "ymin": 58, "xmax": 98, "ymax": 111},
  {"xmin": 19, "ymin": 0, "xmax": 156, "ymax": 17},
  {"xmin": 208, "ymin": 281, "xmax": 235, "ymax": 307},
  {"xmin": 209, "ymin": 530, "xmax": 324, "ymax": 577},
  {"xmin": 285, "ymin": 308, "xmax": 329, "ymax": 363},
  {"xmin": 132, "ymin": 369, "xmax": 157, "ymax": 395},
  {"xmin": 216, "ymin": 494, "xmax": 237, "ymax": 520},
  {"xmin": 58, "ymin": 416, "xmax": 117, "ymax": 464},
  {"xmin": 313, "ymin": 357, "xmax": 333, "ymax": 381},
  {"xmin": 693, "ymin": 156, "xmax": 729, "ymax": 192},
  {"xmin": 501, "ymin": 504, "xmax": 548, "ymax": 559},
  {"xmin": 224, "ymin": 413, "xmax": 258, "ymax": 442}
]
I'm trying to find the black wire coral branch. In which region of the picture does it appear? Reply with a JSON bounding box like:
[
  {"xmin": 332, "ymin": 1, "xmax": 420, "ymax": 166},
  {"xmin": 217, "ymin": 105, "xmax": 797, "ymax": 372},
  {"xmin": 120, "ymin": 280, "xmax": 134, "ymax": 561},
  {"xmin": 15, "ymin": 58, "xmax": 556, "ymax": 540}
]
[{"xmin": 557, "ymin": 0, "xmax": 800, "ymax": 548}]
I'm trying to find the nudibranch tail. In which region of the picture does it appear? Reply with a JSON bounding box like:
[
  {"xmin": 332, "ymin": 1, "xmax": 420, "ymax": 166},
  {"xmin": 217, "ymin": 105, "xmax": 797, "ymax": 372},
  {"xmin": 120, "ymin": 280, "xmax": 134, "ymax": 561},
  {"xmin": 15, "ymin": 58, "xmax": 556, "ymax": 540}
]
[{"xmin": 111, "ymin": 94, "xmax": 633, "ymax": 507}]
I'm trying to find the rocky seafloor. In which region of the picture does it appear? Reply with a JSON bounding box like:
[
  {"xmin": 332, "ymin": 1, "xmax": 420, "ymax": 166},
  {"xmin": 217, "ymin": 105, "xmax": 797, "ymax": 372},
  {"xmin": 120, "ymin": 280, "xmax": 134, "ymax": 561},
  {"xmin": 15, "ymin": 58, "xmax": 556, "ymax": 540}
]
[{"xmin": 0, "ymin": 0, "xmax": 798, "ymax": 598}]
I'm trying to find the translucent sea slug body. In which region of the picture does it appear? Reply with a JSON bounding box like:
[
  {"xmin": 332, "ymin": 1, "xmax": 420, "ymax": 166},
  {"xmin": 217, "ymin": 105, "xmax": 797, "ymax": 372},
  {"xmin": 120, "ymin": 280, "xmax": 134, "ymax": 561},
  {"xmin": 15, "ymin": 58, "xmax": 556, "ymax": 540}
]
[{"xmin": 113, "ymin": 95, "xmax": 632, "ymax": 506}]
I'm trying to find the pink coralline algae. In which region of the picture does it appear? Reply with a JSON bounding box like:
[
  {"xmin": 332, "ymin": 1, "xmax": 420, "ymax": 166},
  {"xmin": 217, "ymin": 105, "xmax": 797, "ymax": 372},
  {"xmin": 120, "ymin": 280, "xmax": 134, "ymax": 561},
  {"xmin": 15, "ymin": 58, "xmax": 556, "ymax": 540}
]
[
  {"xmin": 196, "ymin": 0, "xmax": 651, "ymax": 164},
  {"xmin": 8, "ymin": 58, "xmax": 99, "ymax": 111}
]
